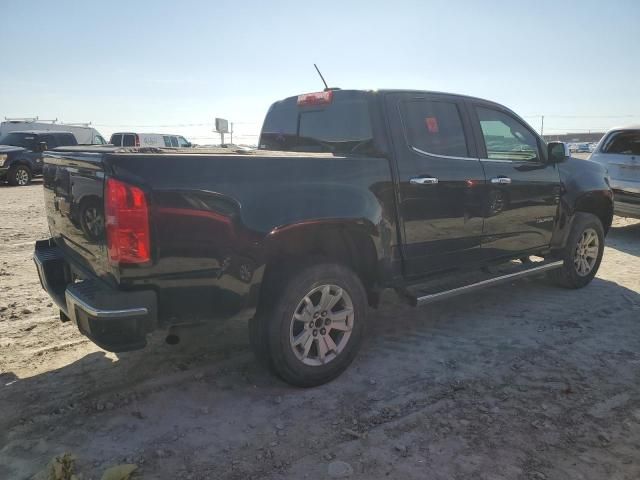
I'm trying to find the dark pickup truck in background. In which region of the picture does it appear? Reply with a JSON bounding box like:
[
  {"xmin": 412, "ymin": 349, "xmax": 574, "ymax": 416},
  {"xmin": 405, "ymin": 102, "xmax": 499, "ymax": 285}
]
[
  {"xmin": 0, "ymin": 130, "xmax": 78, "ymax": 185},
  {"xmin": 34, "ymin": 89, "xmax": 613, "ymax": 386}
]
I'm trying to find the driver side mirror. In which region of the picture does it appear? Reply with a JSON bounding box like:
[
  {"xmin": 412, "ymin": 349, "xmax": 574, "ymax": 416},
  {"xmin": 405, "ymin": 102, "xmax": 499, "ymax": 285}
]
[{"xmin": 547, "ymin": 141, "xmax": 570, "ymax": 163}]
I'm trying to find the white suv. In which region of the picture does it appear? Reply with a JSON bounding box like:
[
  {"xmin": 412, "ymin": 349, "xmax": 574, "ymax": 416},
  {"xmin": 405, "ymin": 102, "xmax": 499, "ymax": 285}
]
[{"xmin": 590, "ymin": 126, "xmax": 640, "ymax": 219}]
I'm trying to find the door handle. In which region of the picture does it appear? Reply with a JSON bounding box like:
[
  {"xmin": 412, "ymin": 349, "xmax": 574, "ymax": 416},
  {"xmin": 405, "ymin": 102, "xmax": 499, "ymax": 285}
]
[
  {"xmin": 410, "ymin": 177, "xmax": 439, "ymax": 185},
  {"xmin": 491, "ymin": 177, "xmax": 512, "ymax": 185}
]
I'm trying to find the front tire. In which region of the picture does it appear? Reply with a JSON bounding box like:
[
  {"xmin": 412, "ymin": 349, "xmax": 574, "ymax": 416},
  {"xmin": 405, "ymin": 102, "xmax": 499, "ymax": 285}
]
[
  {"xmin": 7, "ymin": 165, "xmax": 32, "ymax": 186},
  {"xmin": 547, "ymin": 212, "xmax": 604, "ymax": 288},
  {"xmin": 251, "ymin": 263, "xmax": 367, "ymax": 387}
]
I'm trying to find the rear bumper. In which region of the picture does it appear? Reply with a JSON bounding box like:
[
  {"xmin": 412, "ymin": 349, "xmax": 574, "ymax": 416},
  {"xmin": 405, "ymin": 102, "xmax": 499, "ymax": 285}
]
[{"xmin": 33, "ymin": 239, "xmax": 158, "ymax": 352}]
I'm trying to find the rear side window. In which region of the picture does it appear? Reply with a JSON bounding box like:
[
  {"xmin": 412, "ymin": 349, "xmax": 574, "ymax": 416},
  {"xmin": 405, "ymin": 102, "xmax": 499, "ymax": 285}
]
[
  {"xmin": 57, "ymin": 134, "xmax": 77, "ymax": 146},
  {"xmin": 400, "ymin": 100, "xmax": 469, "ymax": 157},
  {"xmin": 603, "ymin": 131, "xmax": 640, "ymax": 155},
  {"xmin": 170, "ymin": 136, "xmax": 179, "ymax": 148},
  {"xmin": 123, "ymin": 134, "xmax": 136, "ymax": 147},
  {"xmin": 41, "ymin": 135, "xmax": 57, "ymax": 148},
  {"xmin": 260, "ymin": 91, "xmax": 374, "ymax": 154},
  {"xmin": 163, "ymin": 136, "xmax": 172, "ymax": 147},
  {"xmin": 110, "ymin": 134, "xmax": 123, "ymax": 146}
]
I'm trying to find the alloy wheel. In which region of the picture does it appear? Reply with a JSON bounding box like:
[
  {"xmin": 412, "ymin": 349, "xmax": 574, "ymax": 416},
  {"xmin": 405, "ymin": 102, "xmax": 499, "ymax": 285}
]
[
  {"xmin": 16, "ymin": 168, "xmax": 30, "ymax": 186},
  {"xmin": 574, "ymin": 227, "xmax": 599, "ymax": 276},
  {"xmin": 289, "ymin": 284, "xmax": 354, "ymax": 366}
]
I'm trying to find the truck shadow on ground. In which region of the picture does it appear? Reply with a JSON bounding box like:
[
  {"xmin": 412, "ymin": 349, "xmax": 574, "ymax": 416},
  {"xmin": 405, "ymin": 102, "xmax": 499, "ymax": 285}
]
[
  {"xmin": 606, "ymin": 220, "xmax": 640, "ymax": 257},
  {"xmin": 2, "ymin": 271, "xmax": 640, "ymax": 477}
]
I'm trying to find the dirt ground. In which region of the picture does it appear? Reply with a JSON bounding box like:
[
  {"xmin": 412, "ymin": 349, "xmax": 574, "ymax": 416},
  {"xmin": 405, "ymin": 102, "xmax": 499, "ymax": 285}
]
[{"xmin": 1, "ymin": 177, "xmax": 640, "ymax": 480}]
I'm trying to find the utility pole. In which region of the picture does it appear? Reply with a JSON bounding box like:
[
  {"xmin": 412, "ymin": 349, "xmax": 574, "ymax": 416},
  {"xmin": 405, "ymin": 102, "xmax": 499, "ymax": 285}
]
[
  {"xmin": 540, "ymin": 115, "xmax": 544, "ymax": 136},
  {"xmin": 230, "ymin": 122, "xmax": 233, "ymax": 145}
]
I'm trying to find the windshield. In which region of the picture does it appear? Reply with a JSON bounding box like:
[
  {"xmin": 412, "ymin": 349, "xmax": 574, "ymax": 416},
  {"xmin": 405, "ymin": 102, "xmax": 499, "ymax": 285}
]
[
  {"xmin": 259, "ymin": 90, "xmax": 375, "ymax": 155},
  {"xmin": 0, "ymin": 132, "xmax": 38, "ymax": 149}
]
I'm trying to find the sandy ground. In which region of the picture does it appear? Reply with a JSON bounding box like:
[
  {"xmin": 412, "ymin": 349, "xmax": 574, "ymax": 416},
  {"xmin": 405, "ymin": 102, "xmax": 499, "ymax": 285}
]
[{"xmin": 1, "ymin": 176, "xmax": 640, "ymax": 480}]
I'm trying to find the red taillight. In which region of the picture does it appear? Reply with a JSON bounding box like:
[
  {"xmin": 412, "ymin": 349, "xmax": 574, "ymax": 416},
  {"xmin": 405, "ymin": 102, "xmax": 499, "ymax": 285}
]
[
  {"xmin": 134, "ymin": 134, "xmax": 140, "ymax": 147},
  {"xmin": 297, "ymin": 90, "xmax": 333, "ymax": 107},
  {"xmin": 105, "ymin": 178, "xmax": 150, "ymax": 265}
]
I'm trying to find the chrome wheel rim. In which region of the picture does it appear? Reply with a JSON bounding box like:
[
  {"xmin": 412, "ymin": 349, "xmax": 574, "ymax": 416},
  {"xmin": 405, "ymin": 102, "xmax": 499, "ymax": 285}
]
[
  {"xmin": 289, "ymin": 284, "xmax": 354, "ymax": 366},
  {"xmin": 574, "ymin": 227, "xmax": 599, "ymax": 276},
  {"xmin": 16, "ymin": 169, "xmax": 29, "ymax": 185}
]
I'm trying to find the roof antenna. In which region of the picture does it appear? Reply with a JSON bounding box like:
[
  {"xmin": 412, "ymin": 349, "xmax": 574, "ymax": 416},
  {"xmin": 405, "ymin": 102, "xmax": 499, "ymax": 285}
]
[{"xmin": 314, "ymin": 63, "xmax": 329, "ymax": 91}]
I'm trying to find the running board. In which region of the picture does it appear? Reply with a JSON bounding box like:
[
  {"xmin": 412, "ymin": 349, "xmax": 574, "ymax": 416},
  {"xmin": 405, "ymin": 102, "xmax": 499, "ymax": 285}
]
[{"xmin": 402, "ymin": 260, "xmax": 564, "ymax": 307}]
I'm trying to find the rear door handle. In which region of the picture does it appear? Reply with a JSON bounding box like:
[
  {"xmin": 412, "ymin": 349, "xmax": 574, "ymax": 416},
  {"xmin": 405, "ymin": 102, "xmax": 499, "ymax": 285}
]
[
  {"xmin": 410, "ymin": 177, "xmax": 439, "ymax": 185},
  {"xmin": 491, "ymin": 177, "xmax": 512, "ymax": 184}
]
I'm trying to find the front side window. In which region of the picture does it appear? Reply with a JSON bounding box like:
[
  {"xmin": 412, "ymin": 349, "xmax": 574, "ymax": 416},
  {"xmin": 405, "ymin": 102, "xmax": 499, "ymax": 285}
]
[
  {"xmin": 95, "ymin": 135, "xmax": 106, "ymax": 145},
  {"xmin": 603, "ymin": 131, "xmax": 640, "ymax": 155},
  {"xmin": 477, "ymin": 107, "xmax": 540, "ymax": 162},
  {"xmin": 400, "ymin": 99, "xmax": 469, "ymax": 157},
  {"xmin": 178, "ymin": 136, "xmax": 190, "ymax": 147},
  {"xmin": 170, "ymin": 136, "xmax": 179, "ymax": 147},
  {"xmin": 163, "ymin": 136, "xmax": 172, "ymax": 147}
]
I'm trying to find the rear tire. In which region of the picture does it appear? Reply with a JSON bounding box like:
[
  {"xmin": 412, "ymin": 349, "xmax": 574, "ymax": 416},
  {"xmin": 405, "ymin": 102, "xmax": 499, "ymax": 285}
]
[
  {"xmin": 7, "ymin": 165, "xmax": 32, "ymax": 186},
  {"xmin": 250, "ymin": 262, "xmax": 367, "ymax": 387},
  {"xmin": 547, "ymin": 212, "xmax": 604, "ymax": 288}
]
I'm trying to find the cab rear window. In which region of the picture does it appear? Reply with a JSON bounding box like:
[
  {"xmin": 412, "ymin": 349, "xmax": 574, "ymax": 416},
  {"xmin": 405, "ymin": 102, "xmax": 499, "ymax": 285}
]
[{"xmin": 259, "ymin": 91, "xmax": 374, "ymax": 154}]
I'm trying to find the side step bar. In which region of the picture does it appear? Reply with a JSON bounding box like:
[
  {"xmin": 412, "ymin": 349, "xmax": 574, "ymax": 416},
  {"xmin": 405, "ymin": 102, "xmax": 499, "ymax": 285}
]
[{"xmin": 404, "ymin": 260, "xmax": 564, "ymax": 307}]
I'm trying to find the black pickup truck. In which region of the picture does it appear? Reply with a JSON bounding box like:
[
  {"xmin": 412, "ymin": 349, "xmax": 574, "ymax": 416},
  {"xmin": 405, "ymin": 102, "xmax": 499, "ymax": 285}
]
[
  {"xmin": 34, "ymin": 89, "xmax": 613, "ymax": 387},
  {"xmin": 0, "ymin": 130, "xmax": 78, "ymax": 185}
]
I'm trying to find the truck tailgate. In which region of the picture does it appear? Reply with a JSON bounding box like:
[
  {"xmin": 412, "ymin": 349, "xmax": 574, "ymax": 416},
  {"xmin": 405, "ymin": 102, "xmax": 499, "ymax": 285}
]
[{"xmin": 42, "ymin": 149, "xmax": 110, "ymax": 279}]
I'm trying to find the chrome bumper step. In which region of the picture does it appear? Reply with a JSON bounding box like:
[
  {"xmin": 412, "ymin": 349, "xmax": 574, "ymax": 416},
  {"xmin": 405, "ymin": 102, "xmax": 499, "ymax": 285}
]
[{"xmin": 401, "ymin": 260, "xmax": 564, "ymax": 307}]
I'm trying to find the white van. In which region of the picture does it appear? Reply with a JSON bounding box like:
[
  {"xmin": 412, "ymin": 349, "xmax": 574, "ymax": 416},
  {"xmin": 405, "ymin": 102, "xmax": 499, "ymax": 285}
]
[
  {"xmin": 109, "ymin": 132, "xmax": 192, "ymax": 148},
  {"xmin": 0, "ymin": 120, "xmax": 106, "ymax": 145}
]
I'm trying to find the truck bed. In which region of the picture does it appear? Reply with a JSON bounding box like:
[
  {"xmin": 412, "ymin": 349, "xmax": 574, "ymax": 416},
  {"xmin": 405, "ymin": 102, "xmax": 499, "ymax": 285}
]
[{"xmin": 41, "ymin": 146, "xmax": 395, "ymax": 333}]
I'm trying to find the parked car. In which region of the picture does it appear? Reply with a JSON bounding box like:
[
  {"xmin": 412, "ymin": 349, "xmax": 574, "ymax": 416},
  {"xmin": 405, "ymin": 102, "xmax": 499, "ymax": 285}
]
[
  {"xmin": 34, "ymin": 89, "xmax": 612, "ymax": 387},
  {"xmin": 109, "ymin": 132, "xmax": 192, "ymax": 148},
  {"xmin": 576, "ymin": 143, "xmax": 591, "ymax": 153},
  {"xmin": 0, "ymin": 130, "xmax": 78, "ymax": 185},
  {"xmin": 0, "ymin": 120, "xmax": 106, "ymax": 145},
  {"xmin": 590, "ymin": 126, "xmax": 640, "ymax": 218}
]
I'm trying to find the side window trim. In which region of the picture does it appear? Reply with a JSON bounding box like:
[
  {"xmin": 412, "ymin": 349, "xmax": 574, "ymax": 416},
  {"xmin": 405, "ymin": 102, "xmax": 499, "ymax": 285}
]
[
  {"xmin": 410, "ymin": 146, "xmax": 479, "ymax": 162},
  {"xmin": 396, "ymin": 95, "xmax": 477, "ymax": 159},
  {"xmin": 471, "ymin": 102, "xmax": 544, "ymax": 163}
]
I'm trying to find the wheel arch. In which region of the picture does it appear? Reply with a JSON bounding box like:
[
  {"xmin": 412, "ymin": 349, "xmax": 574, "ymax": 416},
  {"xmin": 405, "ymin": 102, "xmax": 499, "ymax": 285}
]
[
  {"xmin": 573, "ymin": 191, "xmax": 614, "ymax": 235},
  {"xmin": 9, "ymin": 158, "xmax": 33, "ymax": 170},
  {"xmin": 261, "ymin": 219, "xmax": 383, "ymax": 307}
]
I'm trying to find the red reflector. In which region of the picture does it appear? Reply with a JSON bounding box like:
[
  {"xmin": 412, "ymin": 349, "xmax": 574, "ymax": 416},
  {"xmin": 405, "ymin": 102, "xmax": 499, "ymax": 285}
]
[
  {"xmin": 105, "ymin": 178, "xmax": 150, "ymax": 265},
  {"xmin": 297, "ymin": 90, "xmax": 333, "ymax": 107}
]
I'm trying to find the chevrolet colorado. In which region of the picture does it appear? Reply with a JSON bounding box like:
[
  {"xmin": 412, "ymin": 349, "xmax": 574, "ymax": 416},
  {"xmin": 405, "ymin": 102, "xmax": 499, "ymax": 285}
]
[{"xmin": 34, "ymin": 89, "xmax": 613, "ymax": 387}]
